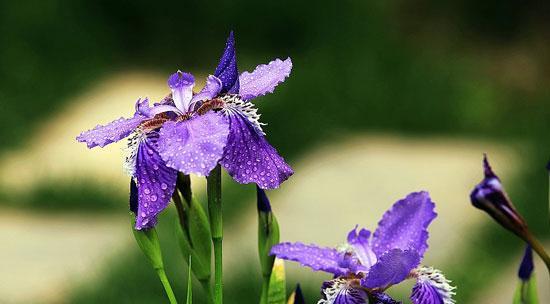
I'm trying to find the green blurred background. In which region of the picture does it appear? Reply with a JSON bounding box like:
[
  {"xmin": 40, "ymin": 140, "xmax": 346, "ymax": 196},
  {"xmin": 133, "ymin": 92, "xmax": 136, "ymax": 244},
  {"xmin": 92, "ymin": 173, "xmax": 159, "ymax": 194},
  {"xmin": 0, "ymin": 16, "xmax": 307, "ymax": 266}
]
[{"xmin": 1, "ymin": 0, "xmax": 549, "ymax": 303}]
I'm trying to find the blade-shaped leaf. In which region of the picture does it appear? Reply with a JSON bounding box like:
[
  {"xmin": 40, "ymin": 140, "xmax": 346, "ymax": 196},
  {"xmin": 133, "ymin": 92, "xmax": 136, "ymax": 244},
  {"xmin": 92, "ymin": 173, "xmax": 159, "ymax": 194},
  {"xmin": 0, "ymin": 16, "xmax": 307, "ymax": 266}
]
[
  {"xmin": 268, "ymin": 259, "xmax": 287, "ymax": 304},
  {"xmin": 186, "ymin": 256, "xmax": 193, "ymax": 304}
]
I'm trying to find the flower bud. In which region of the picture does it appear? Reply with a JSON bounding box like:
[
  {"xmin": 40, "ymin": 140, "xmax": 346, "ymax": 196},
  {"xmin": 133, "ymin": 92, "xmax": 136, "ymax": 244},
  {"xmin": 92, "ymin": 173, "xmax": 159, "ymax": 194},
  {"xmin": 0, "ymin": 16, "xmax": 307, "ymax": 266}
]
[
  {"xmin": 518, "ymin": 245, "xmax": 534, "ymax": 281},
  {"xmin": 257, "ymin": 186, "xmax": 280, "ymax": 278},
  {"xmin": 470, "ymin": 155, "xmax": 528, "ymax": 239},
  {"xmin": 287, "ymin": 284, "xmax": 305, "ymax": 304}
]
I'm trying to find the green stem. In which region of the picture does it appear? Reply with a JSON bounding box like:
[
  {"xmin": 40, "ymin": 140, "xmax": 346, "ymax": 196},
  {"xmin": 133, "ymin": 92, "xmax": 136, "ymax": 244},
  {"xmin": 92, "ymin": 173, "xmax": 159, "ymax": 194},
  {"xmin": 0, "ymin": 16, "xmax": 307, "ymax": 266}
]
[
  {"xmin": 156, "ymin": 268, "xmax": 178, "ymax": 304},
  {"xmin": 207, "ymin": 165, "xmax": 223, "ymax": 304},
  {"xmin": 259, "ymin": 275, "xmax": 269, "ymax": 304}
]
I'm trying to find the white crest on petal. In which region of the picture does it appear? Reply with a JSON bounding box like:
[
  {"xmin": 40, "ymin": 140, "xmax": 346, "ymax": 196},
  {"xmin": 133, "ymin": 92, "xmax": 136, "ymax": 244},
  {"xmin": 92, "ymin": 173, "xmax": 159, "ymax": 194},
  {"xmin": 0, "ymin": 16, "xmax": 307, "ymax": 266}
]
[
  {"xmin": 318, "ymin": 278, "xmax": 367, "ymax": 304},
  {"xmin": 220, "ymin": 94, "xmax": 265, "ymax": 135},
  {"xmin": 122, "ymin": 128, "xmax": 147, "ymax": 177},
  {"xmin": 414, "ymin": 266, "xmax": 456, "ymax": 304}
]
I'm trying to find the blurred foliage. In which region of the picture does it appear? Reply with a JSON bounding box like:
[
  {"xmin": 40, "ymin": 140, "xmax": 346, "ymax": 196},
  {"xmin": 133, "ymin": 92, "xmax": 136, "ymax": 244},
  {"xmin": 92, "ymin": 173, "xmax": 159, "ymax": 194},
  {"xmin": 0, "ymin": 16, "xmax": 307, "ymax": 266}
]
[{"xmin": 1, "ymin": 0, "xmax": 549, "ymax": 303}]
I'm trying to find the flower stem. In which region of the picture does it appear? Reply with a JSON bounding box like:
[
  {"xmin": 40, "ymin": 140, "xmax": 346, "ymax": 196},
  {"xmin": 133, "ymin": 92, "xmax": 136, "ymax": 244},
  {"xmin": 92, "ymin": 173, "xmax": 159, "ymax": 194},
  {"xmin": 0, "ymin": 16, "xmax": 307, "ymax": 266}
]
[
  {"xmin": 525, "ymin": 232, "xmax": 550, "ymax": 278},
  {"xmin": 156, "ymin": 268, "xmax": 178, "ymax": 304},
  {"xmin": 200, "ymin": 279, "xmax": 215, "ymax": 304},
  {"xmin": 207, "ymin": 165, "xmax": 223, "ymax": 304},
  {"xmin": 259, "ymin": 276, "xmax": 269, "ymax": 304}
]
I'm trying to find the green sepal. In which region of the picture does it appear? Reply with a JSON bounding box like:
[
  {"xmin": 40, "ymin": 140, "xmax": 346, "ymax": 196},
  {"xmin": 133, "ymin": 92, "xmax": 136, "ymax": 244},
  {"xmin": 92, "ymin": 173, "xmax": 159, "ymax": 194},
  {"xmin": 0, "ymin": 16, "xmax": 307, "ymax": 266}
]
[
  {"xmin": 513, "ymin": 277, "xmax": 539, "ymax": 304},
  {"xmin": 267, "ymin": 259, "xmax": 287, "ymax": 304},
  {"xmin": 130, "ymin": 214, "xmax": 164, "ymax": 270},
  {"xmin": 186, "ymin": 256, "xmax": 193, "ymax": 304},
  {"xmin": 175, "ymin": 195, "xmax": 212, "ymax": 281},
  {"xmin": 258, "ymin": 211, "xmax": 281, "ymax": 278}
]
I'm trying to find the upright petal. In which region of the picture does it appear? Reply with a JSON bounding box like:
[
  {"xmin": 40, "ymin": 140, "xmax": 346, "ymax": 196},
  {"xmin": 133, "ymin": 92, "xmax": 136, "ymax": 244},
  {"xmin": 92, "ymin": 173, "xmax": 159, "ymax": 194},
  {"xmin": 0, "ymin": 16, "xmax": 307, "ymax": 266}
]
[
  {"xmin": 220, "ymin": 112, "xmax": 293, "ymax": 189},
  {"xmin": 157, "ymin": 111, "xmax": 229, "ymax": 176},
  {"xmin": 347, "ymin": 227, "xmax": 377, "ymax": 269},
  {"xmin": 214, "ymin": 31, "xmax": 239, "ymax": 93},
  {"xmin": 239, "ymin": 58, "xmax": 292, "ymax": 101},
  {"xmin": 319, "ymin": 278, "xmax": 368, "ymax": 304},
  {"xmin": 77, "ymin": 114, "xmax": 146, "ymax": 148},
  {"xmin": 134, "ymin": 132, "xmax": 178, "ymax": 230},
  {"xmin": 371, "ymin": 191, "xmax": 437, "ymax": 257},
  {"xmin": 361, "ymin": 249, "xmax": 420, "ymax": 289},
  {"xmin": 190, "ymin": 75, "xmax": 223, "ymax": 105},
  {"xmin": 271, "ymin": 242, "xmax": 348, "ymax": 276},
  {"xmin": 168, "ymin": 71, "xmax": 195, "ymax": 112},
  {"xmin": 410, "ymin": 266, "xmax": 456, "ymax": 304}
]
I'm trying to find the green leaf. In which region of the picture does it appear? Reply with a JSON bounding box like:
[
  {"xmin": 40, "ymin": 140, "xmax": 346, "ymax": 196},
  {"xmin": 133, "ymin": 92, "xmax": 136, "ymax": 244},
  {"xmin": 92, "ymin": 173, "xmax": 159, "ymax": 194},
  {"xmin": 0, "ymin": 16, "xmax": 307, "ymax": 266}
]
[
  {"xmin": 130, "ymin": 215, "xmax": 163, "ymax": 270},
  {"xmin": 186, "ymin": 256, "xmax": 193, "ymax": 304},
  {"xmin": 175, "ymin": 195, "xmax": 212, "ymax": 281},
  {"xmin": 258, "ymin": 212, "xmax": 281, "ymax": 278},
  {"xmin": 267, "ymin": 259, "xmax": 287, "ymax": 304},
  {"xmin": 513, "ymin": 277, "xmax": 539, "ymax": 304}
]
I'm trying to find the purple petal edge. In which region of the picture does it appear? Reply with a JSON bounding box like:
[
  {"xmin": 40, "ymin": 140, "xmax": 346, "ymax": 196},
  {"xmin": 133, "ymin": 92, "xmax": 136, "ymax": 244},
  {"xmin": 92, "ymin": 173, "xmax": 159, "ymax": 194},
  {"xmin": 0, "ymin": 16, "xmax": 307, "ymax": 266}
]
[
  {"xmin": 239, "ymin": 58, "xmax": 292, "ymax": 101},
  {"xmin": 271, "ymin": 242, "xmax": 347, "ymax": 276}
]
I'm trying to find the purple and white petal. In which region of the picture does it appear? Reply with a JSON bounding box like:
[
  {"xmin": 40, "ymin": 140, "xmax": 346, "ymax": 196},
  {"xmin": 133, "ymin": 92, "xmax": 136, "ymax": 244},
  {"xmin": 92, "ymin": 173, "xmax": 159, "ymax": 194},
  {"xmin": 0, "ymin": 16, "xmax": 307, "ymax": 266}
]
[
  {"xmin": 220, "ymin": 112, "xmax": 293, "ymax": 189},
  {"xmin": 168, "ymin": 71, "xmax": 195, "ymax": 112},
  {"xmin": 134, "ymin": 132, "xmax": 178, "ymax": 230},
  {"xmin": 190, "ymin": 75, "xmax": 223, "ymax": 106},
  {"xmin": 372, "ymin": 293, "xmax": 402, "ymax": 304},
  {"xmin": 135, "ymin": 98, "xmax": 153, "ymax": 117},
  {"xmin": 77, "ymin": 114, "xmax": 146, "ymax": 148},
  {"xmin": 410, "ymin": 266, "xmax": 456, "ymax": 304},
  {"xmin": 157, "ymin": 111, "xmax": 229, "ymax": 176},
  {"xmin": 271, "ymin": 242, "xmax": 348, "ymax": 276},
  {"xmin": 371, "ymin": 191, "xmax": 437, "ymax": 257},
  {"xmin": 347, "ymin": 227, "xmax": 377, "ymax": 269},
  {"xmin": 319, "ymin": 278, "xmax": 368, "ymax": 304},
  {"xmin": 361, "ymin": 249, "xmax": 420, "ymax": 289},
  {"xmin": 239, "ymin": 58, "xmax": 292, "ymax": 101},
  {"xmin": 214, "ymin": 31, "xmax": 239, "ymax": 94}
]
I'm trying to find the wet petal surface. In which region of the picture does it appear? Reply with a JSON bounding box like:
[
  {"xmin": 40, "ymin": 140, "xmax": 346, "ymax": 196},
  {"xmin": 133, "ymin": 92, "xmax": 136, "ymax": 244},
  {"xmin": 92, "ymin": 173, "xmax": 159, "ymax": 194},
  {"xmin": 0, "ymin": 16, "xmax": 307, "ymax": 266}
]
[{"xmin": 239, "ymin": 58, "xmax": 292, "ymax": 101}]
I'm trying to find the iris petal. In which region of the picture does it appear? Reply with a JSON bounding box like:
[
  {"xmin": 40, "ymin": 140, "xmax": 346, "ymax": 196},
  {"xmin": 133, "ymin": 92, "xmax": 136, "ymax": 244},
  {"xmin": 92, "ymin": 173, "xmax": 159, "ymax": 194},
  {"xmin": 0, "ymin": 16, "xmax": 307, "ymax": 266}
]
[
  {"xmin": 270, "ymin": 242, "xmax": 348, "ymax": 276},
  {"xmin": 361, "ymin": 249, "xmax": 420, "ymax": 289},
  {"xmin": 77, "ymin": 113, "xmax": 146, "ymax": 148},
  {"xmin": 239, "ymin": 58, "xmax": 292, "ymax": 101}
]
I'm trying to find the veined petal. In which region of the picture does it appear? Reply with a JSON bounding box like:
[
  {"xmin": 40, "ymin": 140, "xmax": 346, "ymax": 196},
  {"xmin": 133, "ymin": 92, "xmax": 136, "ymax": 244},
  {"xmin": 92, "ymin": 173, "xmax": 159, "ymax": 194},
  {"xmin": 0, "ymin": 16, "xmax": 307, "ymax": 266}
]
[
  {"xmin": 371, "ymin": 191, "xmax": 437, "ymax": 257},
  {"xmin": 361, "ymin": 249, "xmax": 420, "ymax": 289},
  {"xmin": 77, "ymin": 114, "xmax": 146, "ymax": 148},
  {"xmin": 347, "ymin": 227, "xmax": 377, "ymax": 269},
  {"xmin": 220, "ymin": 101, "xmax": 292, "ymax": 189},
  {"xmin": 190, "ymin": 75, "xmax": 223, "ymax": 105},
  {"xmin": 410, "ymin": 266, "xmax": 456, "ymax": 304},
  {"xmin": 239, "ymin": 58, "xmax": 292, "ymax": 101},
  {"xmin": 214, "ymin": 31, "xmax": 239, "ymax": 94},
  {"xmin": 271, "ymin": 242, "xmax": 348, "ymax": 276},
  {"xmin": 168, "ymin": 71, "xmax": 195, "ymax": 112},
  {"xmin": 134, "ymin": 132, "xmax": 178, "ymax": 230},
  {"xmin": 372, "ymin": 293, "xmax": 402, "ymax": 304},
  {"xmin": 319, "ymin": 278, "xmax": 368, "ymax": 304},
  {"xmin": 157, "ymin": 111, "xmax": 229, "ymax": 176}
]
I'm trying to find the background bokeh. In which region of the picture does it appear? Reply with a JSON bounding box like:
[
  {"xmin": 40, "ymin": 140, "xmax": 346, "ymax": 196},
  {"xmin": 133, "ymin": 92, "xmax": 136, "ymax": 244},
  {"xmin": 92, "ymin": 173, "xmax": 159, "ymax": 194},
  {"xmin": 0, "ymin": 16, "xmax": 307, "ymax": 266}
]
[{"xmin": 1, "ymin": 0, "xmax": 549, "ymax": 303}]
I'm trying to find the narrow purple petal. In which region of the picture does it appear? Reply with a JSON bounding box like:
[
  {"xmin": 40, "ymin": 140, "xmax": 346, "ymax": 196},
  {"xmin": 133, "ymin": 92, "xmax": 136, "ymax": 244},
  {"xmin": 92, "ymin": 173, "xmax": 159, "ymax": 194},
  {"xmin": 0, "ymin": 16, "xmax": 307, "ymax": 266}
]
[
  {"xmin": 134, "ymin": 132, "xmax": 178, "ymax": 230},
  {"xmin": 135, "ymin": 98, "xmax": 152, "ymax": 117},
  {"xmin": 220, "ymin": 113, "xmax": 293, "ymax": 189},
  {"xmin": 190, "ymin": 75, "xmax": 223, "ymax": 105},
  {"xmin": 361, "ymin": 249, "xmax": 420, "ymax": 288},
  {"xmin": 214, "ymin": 31, "xmax": 239, "ymax": 94},
  {"xmin": 239, "ymin": 58, "xmax": 292, "ymax": 101},
  {"xmin": 157, "ymin": 111, "xmax": 229, "ymax": 176},
  {"xmin": 168, "ymin": 71, "xmax": 195, "ymax": 112},
  {"xmin": 347, "ymin": 227, "xmax": 377, "ymax": 269},
  {"xmin": 371, "ymin": 191, "xmax": 437, "ymax": 257},
  {"xmin": 271, "ymin": 242, "xmax": 348, "ymax": 276},
  {"xmin": 77, "ymin": 114, "xmax": 145, "ymax": 148}
]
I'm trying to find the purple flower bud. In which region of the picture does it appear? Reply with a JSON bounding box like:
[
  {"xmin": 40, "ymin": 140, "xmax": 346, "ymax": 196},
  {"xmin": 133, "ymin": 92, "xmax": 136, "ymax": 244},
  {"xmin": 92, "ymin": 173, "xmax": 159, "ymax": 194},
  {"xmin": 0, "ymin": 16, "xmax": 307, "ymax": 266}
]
[
  {"xmin": 293, "ymin": 284, "xmax": 305, "ymax": 304},
  {"xmin": 470, "ymin": 155, "xmax": 528, "ymax": 238},
  {"xmin": 518, "ymin": 245, "xmax": 534, "ymax": 281},
  {"xmin": 546, "ymin": 161, "xmax": 550, "ymax": 171},
  {"xmin": 129, "ymin": 179, "xmax": 138, "ymax": 214},
  {"xmin": 256, "ymin": 185, "xmax": 272, "ymax": 213}
]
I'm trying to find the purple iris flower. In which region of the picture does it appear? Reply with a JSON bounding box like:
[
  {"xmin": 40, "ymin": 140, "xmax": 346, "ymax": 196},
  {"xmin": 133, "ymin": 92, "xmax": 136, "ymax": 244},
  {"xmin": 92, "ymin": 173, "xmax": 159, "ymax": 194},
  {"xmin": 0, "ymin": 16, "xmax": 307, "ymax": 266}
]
[
  {"xmin": 159, "ymin": 32, "xmax": 293, "ymax": 189},
  {"xmin": 77, "ymin": 32, "xmax": 292, "ymax": 229},
  {"xmin": 271, "ymin": 192, "xmax": 456, "ymax": 304}
]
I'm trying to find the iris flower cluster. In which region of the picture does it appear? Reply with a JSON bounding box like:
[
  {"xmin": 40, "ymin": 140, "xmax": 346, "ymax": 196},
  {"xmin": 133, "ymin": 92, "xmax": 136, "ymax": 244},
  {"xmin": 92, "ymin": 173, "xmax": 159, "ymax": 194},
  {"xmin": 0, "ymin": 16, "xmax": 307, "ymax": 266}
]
[{"xmin": 77, "ymin": 32, "xmax": 293, "ymax": 230}]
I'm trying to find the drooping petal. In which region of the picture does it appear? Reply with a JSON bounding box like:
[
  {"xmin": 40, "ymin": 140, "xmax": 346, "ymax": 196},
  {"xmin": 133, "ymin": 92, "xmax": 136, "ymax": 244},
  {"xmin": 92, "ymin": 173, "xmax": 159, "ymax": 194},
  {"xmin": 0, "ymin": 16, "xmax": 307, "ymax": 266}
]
[
  {"xmin": 371, "ymin": 191, "xmax": 437, "ymax": 257},
  {"xmin": 410, "ymin": 266, "xmax": 456, "ymax": 304},
  {"xmin": 347, "ymin": 227, "xmax": 377, "ymax": 269},
  {"xmin": 239, "ymin": 58, "xmax": 292, "ymax": 101},
  {"xmin": 319, "ymin": 278, "xmax": 368, "ymax": 304},
  {"xmin": 361, "ymin": 249, "xmax": 420, "ymax": 289},
  {"xmin": 77, "ymin": 114, "xmax": 146, "ymax": 148},
  {"xmin": 190, "ymin": 75, "xmax": 223, "ymax": 105},
  {"xmin": 372, "ymin": 293, "xmax": 402, "ymax": 304},
  {"xmin": 214, "ymin": 31, "xmax": 239, "ymax": 94},
  {"xmin": 168, "ymin": 71, "xmax": 195, "ymax": 112},
  {"xmin": 134, "ymin": 132, "xmax": 178, "ymax": 230},
  {"xmin": 157, "ymin": 111, "xmax": 229, "ymax": 176},
  {"xmin": 220, "ymin": 112, "xmax": 293, "ymax": 189},
  {"xmin": 270, "ymin": 242, "xmax": 348, "ymax": 276}
]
